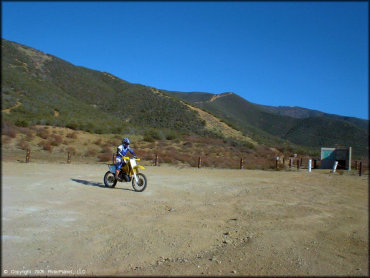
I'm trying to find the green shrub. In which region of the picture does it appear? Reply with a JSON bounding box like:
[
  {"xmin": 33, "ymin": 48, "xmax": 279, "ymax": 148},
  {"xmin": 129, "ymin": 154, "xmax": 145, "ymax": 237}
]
[
  {"xmin": 143, "ymin": 129, "xmax": 162, "ymax": 141},
  {"xmin": 165, "ymin": 130, "xmax": 179, "ymax": 140},
  {"xmin": 143, "ymin": 135, "xmax": 155, "ymax": 142},
  {"xmin": 15, "ymin": 119, "xmax": 29, "ymax": 127},
  {"xmin": 66, "ymin": 122, "xmax": 78, "ymax": 130}
]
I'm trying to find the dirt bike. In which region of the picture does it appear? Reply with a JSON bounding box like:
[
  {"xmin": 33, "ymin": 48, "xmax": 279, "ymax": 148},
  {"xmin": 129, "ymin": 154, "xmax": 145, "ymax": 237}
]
[{"xmin": 103, "ymin": 156, "xmax": 147, "ymax": 192}]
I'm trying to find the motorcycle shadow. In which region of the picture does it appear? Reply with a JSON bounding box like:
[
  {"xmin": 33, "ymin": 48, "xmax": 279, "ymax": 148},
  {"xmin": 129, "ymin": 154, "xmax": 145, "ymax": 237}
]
[{"xmin": 71, "ymin": 179, "xmax": 134, "ymax": 191}]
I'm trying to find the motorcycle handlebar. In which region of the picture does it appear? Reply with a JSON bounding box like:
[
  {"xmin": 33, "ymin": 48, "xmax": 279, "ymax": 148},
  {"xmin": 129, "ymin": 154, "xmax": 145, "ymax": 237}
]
[{"xmin": 122, "ymin": 156, "xmax": 140, "ymax": 161}]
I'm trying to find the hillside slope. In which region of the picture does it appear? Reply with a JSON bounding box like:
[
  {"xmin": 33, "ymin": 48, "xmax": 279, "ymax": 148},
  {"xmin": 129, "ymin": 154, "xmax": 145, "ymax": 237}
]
[
  {"xmin": 2, "ymin": 38, "xmax": 367, "ymax": 158},
  {"xmin": 166, "ymin": 91, "xmax": 368, "ymax": 157},
  {"xmin": 1, "ymin": 39, "xmax": 207, "ymax": 135},
  {"xmin": 2, "ymin": 38, "xmax": 258, "ymax": 145},
  {"xmin": 260, "ymin": 104, "xmax": 368, "ymax": 130}
]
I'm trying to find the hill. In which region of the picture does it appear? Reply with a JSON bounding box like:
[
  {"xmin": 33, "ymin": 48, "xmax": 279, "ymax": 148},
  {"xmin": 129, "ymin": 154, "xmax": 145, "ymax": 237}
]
[
  {"xmin": 1, "ymin": 39, "xmax": 209, "ymax": 137},
  {"xmin": 259, "ymin": 105, "xmax": 368, "ymax": 130},
  {"xmin": 2, "ymin": 38, "xmax": 368, "ymax": 159},
  {"xmin": 166, "ymin": 91, "xmax": 368, "ymax": 158}
]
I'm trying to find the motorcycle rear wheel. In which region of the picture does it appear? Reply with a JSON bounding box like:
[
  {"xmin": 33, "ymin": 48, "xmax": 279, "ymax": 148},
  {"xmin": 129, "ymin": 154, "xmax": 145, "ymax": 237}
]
[
  {"xmin": 132, "ymin": 173, "xmax": 147, "ymax": 192},
  {"xmin": 104, "ymin": 171, "xmax": 117, "ymax": 188}
]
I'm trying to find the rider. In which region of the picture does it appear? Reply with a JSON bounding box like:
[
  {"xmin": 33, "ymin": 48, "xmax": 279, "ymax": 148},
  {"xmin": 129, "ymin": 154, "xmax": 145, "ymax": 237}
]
[{"xmin": 115, "ymin": 137, "xmax": 137, "ymax": 178}]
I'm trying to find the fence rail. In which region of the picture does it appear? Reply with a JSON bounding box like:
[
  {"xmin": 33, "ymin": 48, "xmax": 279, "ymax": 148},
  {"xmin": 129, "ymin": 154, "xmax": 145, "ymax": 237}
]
[{"xmin": 18, "ymin": 149, "xmax": 368, "ymax": 176}]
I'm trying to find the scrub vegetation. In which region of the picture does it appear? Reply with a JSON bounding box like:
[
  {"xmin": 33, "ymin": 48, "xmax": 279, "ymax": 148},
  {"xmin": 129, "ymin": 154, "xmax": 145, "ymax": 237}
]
[{"xmin": 2, "ymin": 38, "xmax": 368, "ymax": 160}]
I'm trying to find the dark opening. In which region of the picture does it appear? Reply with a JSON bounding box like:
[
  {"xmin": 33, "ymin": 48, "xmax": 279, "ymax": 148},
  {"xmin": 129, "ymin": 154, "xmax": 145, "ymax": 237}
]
[{"xmin": 337, "ymin": 160, "xmax": 346, "ymax": 169}]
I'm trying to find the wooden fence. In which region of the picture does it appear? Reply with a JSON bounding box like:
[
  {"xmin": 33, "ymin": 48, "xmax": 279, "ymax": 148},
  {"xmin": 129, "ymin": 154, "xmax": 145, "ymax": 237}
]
[{"xmin": 22, "ymin": 149, "xmax": 367, "ymax": 175}]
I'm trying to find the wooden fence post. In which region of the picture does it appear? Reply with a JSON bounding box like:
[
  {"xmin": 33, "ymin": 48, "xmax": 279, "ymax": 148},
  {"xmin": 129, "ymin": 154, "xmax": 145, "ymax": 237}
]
[
  {"xmin": 289, "ymin": 158, "xmax": 292, "ymax": 168},
  {"xmin": 112, "ymin": 153, "xmax": 116, "ymax": 164},
  {"xmin": 283, "ymin": 158, "xmax": 285, "ymax": 165},
  {"xmin": 26, "ymin": 149, "xmax": 30, "ymax": 163},
  {"xmin": 313, "ymin": 159, "xmax": 317, "ymax": 169},
  {"xmin": 359, "ymin": 161, "xmax": 362, "ymax": 176},
  {"xmin": 300, "ymin": 157, "xmax": 303, "ymax": 166},
  {"xmin": 297, "ymin": 159, "xmax": 300, "ymax": 170},
  {"xmin": 67, "ymin": 152, "xmax": 71, "ymax": 164},
  {"xmin": 240, "ymin": 158, "xmax": 244, "ymax": 169},
  {"xmin": 275, "ymin": 156, "xmax": 279, "ymax": 170},
  {"xmin": 155, "ymin": 154, "xmax": 158, "ymax": 166},
  {"xmin": 198, "ymin": 157, "xmax": 201, "ymax": 168}
]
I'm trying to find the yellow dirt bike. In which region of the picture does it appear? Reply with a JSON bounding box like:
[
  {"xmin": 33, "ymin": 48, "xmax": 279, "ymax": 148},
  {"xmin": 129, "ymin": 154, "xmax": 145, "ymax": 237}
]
[{"xmin": 103, "ymin": 156, "xmax": 147, "ymax": 192}]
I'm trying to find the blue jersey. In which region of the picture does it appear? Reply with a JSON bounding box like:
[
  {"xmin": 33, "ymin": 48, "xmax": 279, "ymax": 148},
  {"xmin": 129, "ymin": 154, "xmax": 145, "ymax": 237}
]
[
  {"xmin": 115, "ymin": 144, "xmax": 136, "ymax": 170},
  {"xmin": 117, "ymin": 144, "xmax": 136, "ymax": 157}
]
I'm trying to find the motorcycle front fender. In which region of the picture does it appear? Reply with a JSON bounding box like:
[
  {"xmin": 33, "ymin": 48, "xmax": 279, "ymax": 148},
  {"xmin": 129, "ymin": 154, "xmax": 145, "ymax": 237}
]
[{"xmin": 109, "ymin": 165, "xmax": 116, "ymax": 173}]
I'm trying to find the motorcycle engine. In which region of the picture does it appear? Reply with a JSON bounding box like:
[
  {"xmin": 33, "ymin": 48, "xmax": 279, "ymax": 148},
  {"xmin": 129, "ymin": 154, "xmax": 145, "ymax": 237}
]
[{"xmin": 121, "ymin": 172, "xmax": 130, "ymax": 182}]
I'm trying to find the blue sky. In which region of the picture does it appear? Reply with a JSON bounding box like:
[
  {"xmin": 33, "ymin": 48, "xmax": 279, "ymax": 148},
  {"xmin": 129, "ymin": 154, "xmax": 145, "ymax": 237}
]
[{"xmin": 2, "ymin": 1, "xmax": 368, "ymax": 119}]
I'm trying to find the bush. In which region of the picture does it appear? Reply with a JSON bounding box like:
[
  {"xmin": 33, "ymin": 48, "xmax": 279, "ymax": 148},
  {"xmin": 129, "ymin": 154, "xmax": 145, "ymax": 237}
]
[
  {"xmin": 134, "ymin": 149, "xmax": 154, "ymax": 161},
  {"xmin": 2, "ymin": 124, "xmax": 17, "ymax": 138},
  {"xmin": 15, "ymin": 119, "xmax": 29, "ymax": 127},
  {"xmin": 66, "ymin": 132, "xmax": 78, "ymax": 139},
  {"xmin": 66, "ymin": 122, "xmax": 78, "ymax": 130},
  {"xmin": 22, "ymin": 129, "xmax": 34, "ymax": 141},
  {"xmin": 143, "ymin": 134, "xmax": 155, "ymax": 142},
  {"xmin": 17, "ymin": 139, "xmax": 29, "ymax": 150},
  {"xmin": 36, "ymin": 128, "xmax": 49, "ymax": 139},
  {"xmin": 85, "ymin": 148, "xmax": 97, "ymax": 157},
  {"xmin": 94, "ymin": 138, "xmax": 103, "ymax": 146},
  {"xmin": 160, "ymin": 153, "xmax": 177, "ymax": 164},
  {"xmin": 107, "ymin": 138, "xmax": 120, "ymax": 146},
  {"xmin": 143, "ymin": 129, "xmax": 162, "ymax": 142},
  {"xmin": 41, "ymin": 141, "xmax": 53, "ymax": 152},
  {"xmin": 101, "ymin": 144, "xmax": 112, "ymax": 154},
  {"xmin": 183, "ymin": 141, "xmax": 193, "ymax": 148},
  {"xmin": 66, "ymin": 147, "xmax": 76, "ymax": 155},
  {"xmin": 50, "ymin": 134, "xmax": 63, "ymax": 146},
  {"xmin": 98, "ymin": 152, "xmax": 112, "ymax": 162},
  {"xmin": 165, "ymin": 130, "xmax": 179, "ymax": 140}
]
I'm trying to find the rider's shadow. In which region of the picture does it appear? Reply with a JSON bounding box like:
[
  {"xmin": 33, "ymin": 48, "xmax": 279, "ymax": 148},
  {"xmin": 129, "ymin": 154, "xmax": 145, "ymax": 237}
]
[{"xmin": 71, "ymin": 179, "xmax": 134, "ymax": 191}]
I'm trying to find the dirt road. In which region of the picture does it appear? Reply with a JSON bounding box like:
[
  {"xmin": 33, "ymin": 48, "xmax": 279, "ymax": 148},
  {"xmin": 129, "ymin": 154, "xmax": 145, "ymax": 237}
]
[{"xmin": 2, "ymin": 162, "xmax": 368, "ymax": 276}]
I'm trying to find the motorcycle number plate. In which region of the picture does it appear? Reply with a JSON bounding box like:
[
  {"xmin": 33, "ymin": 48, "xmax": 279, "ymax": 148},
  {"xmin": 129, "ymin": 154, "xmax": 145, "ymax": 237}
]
[{"xmin": 130, "ymin": 159, "xmax": 137, "ymax": 167}]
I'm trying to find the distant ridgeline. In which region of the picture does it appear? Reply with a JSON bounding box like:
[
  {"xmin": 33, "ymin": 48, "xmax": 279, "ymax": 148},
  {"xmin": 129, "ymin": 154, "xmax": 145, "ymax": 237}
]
[
  {"xmin": 165, "ymin": 91, "xmax": 368, "ymax": 158},
  {"xmin": 2, "ymin": 38, "xmax": 368, "ymax": 158}
]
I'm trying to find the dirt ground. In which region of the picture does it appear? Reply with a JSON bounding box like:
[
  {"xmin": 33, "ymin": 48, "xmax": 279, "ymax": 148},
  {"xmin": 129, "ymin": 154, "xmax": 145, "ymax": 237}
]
[{"xmin": 2, "ymin": 161, "xmax": 368, "ymax": 276}]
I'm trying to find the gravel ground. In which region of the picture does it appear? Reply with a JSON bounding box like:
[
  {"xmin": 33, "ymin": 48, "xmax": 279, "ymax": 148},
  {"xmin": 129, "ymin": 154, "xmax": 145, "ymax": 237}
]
[{"xmin": 1, "ymin": 161, "xmax": 368, "ymax": 276}]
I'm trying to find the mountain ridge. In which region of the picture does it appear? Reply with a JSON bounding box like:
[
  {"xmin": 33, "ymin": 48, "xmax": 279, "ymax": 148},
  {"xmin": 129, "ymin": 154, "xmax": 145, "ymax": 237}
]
[
  {"xmin": 165, "ymin": 91, "xmax": 368, "ymax": 157},
  {"xmin": 2, "ymin": 38, "xmax": 368, "ymax": 158}
]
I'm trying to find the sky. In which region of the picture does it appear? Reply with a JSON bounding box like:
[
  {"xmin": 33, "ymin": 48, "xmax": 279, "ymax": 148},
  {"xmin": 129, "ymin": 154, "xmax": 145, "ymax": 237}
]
[{"xmin": 2, "ymin": 1, "xmax": 368, "ymax": 119}]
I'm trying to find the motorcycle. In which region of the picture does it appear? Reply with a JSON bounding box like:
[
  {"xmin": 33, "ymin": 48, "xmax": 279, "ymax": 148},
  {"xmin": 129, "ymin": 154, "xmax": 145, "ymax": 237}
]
[{"xmin": 103, "ymin": 156, "xmax": 147, "ymax": 192}]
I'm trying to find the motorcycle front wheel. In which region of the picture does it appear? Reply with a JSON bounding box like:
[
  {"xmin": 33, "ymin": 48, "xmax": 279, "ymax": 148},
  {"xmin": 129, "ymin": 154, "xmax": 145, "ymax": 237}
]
[
  {"xmin": 104, "ymin": 171, "xmax": 117, "ymax": 188},
  {"xmin": 132, "ymin": 173, "xmax": 147, "ymax": 192}
]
